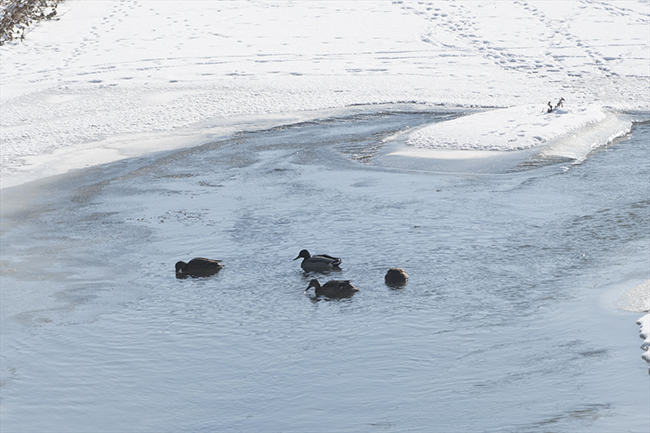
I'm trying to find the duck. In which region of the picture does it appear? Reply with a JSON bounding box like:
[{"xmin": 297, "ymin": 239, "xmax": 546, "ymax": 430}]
[
  {"xmin": 293, "ymin": 249, "xmax": 342, "ymax": 272},
  {"xmin": 305, "ymin": 279, "xmax": 359, "ymax": 298},
  {"xmin": 175, "ymin": 257, "xmax": 223, "ymax": 278},
  {"xmin": 384, "ymin": 267, "xmax": 409, "ymax": 287}
]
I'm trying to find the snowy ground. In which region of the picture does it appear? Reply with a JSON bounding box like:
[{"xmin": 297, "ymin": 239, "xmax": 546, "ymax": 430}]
[{"xmin": 1, "ymin": 0, "xmax": 649, "ymax": 188}]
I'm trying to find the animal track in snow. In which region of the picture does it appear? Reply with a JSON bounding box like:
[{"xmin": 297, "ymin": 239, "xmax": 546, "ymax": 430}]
[{"xmin": 400, "ymin": 0, "xmax": 641, "ymax": 81}]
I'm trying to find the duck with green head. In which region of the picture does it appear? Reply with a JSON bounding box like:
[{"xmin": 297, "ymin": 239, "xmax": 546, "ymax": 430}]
[{"xmin": 293, "ymin": 249, "xmax": 342, "ymax": 272}]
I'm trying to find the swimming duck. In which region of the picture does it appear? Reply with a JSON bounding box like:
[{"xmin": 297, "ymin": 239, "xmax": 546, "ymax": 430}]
[
  {"xmin": 305, "ymin": 279, "xmax": 359, "ymax": 298},
  {"xmin": 385, "ymin": 267, "xmax": 409, "ymax": 287},
  {"xmin": 175, "ymin": 257, "xmax": 223, "ymax": 278},
  {"xmin": 293, "ymin": 249, "xmax": 342, "ymax": 272}
]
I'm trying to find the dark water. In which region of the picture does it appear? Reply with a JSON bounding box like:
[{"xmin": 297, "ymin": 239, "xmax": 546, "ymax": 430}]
[{"xmin": 1, "ymin": 106, "xmax": 648, "ymax": 432}]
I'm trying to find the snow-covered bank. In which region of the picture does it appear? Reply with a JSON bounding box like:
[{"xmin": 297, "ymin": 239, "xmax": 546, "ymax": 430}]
[
  {"xmin": 639, "ymin": 312, "xmax": 650, "ymax": 374},
  {"xmin": 1, "ymin": 0, "xmax": 649, "ymax": 187},
  {"xmin": 618, "ymin": 279, "xmax": 650, "ymax": 373}
]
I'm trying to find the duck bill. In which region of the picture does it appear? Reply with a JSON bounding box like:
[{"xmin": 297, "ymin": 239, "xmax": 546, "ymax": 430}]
[{"xmin": 293, "ymin": 256, "xmax": 300, "ymax": 261}]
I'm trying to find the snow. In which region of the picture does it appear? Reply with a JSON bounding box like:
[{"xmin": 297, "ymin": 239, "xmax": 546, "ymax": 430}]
[
  {"xmin": 620, "ymin": 279, "xmax": 650, "ymax": 373},
  {"xmin": 1, "ymin": 0, "xmax": 649, "ymax": 187},
  {"xmin": 407, "ymin": 104, "xmax": 614, "ymax": 151},
  {"xmin": 639, "ymin": 311, "xmax": 650, "ymax": 373}
]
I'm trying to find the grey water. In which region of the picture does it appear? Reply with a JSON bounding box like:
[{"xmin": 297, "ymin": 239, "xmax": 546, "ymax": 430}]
[{"xmin": 1, "ymin": 105, "xmax": 648, "ymax": 432}]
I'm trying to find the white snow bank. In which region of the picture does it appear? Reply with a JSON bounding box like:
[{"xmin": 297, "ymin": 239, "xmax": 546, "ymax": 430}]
[
  {"xmin": 638, "ymin": 313, "xmax": 650, "ymax": 374},
  {"xmin": 406, "ymin": 104, "xmax": 625, "ymax": 152},
  {"xmin": 1, "ymin": 0, "xmax": 649, "ymax": 187},
  {"xmin": 624, "ymin": 280, "xmax": 650, "ymax": 373},
  {"xmin": 639, "ymin": 314, "xmax": 650, "ymax": 350}
]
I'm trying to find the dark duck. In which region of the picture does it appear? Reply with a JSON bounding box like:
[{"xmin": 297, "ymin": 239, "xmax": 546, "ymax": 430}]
[
  {"xmin": 175, "ymin": 257, "xmax": 224, "ymax": 278},
  {"xmin": 305, "ymin": 279, "xmax": 359, "ymax": 298},
  {"xmin": 293, "ymin": 249, "xmax": 342, "ymax": 272}
]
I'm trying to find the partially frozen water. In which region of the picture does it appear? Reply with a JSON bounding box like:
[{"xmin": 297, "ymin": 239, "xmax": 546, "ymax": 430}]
[{"xmin": 1, "ymin": 106, "xmax": 648, "ymax": 432}]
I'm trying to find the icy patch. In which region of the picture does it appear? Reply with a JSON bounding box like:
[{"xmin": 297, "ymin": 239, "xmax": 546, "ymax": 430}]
[
  {"xmin": 406, "ymin": 104, "xmax": 624, "ymax": 152},
  {"xmin": 618, "ymin": 279, "xmax": 650, "ymax": 313},
  {"xmin": 540, "ymin": 112, "xmax": 632, "ymax": 163}
]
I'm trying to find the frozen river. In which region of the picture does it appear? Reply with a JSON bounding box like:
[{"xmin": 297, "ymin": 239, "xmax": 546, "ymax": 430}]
[{"xmin": 1, "ymin": 105, "xmax": 648, "ymax": 432}]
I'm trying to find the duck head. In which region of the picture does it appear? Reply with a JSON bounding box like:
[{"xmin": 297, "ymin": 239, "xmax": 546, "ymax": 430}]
[
  {"xmin": 294, "ymin": 249, "xmax": 311, "ymax": 261},
  {"xmin": 305, "ymin": 278, "xmax": 321, "ymax": 292},
  {"xmin": 175, "ymin": 261, "xmax": 188, "ymax": 273}
]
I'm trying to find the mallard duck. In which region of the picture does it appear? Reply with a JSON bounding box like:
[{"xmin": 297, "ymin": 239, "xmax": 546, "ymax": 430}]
[
  {"xmin": 305, "ymin": 279, "xmax": 359, "ymax": 298},
  {"xmin": 293, "ymin": 249, "xmax": 341, "ymax": 272},
  {"xmin": 385, "ymin": 267, "xmax": 408, "ymax": 287},
  {"xmin": 175, "ymin": 257, "xmax": 223, "ymax": 278}
]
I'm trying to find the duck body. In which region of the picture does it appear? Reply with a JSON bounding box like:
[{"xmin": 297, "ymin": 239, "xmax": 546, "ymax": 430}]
[
  {"xmin": 306, "ymin": 279, "xmax": 359, "ymax": 298},
  {"xmin": 385, "ymin": 267, "xmax": 408, "ymax": 287},
  {"xmin": 294, "ymin": 249, "xmax": 341, "ymax": 272},
  {"xmin": 175, "ymin": 257, "xmax": 223, "ymax": 278}
]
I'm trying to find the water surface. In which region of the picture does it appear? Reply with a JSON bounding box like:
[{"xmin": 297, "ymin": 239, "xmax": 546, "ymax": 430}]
[{"xmin": 1, "ymin": 106, "xmax": 648, "ymax": 432}]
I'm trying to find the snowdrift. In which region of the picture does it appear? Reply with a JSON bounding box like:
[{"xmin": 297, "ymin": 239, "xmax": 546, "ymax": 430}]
[{"xmin": 378, "ymin": 104, "xmax": 632, "ymax": 173}]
